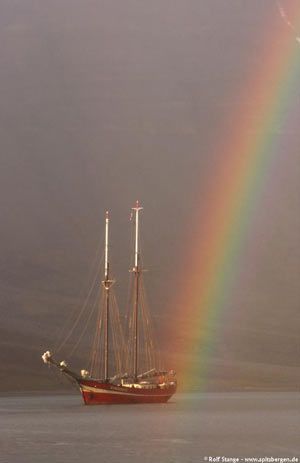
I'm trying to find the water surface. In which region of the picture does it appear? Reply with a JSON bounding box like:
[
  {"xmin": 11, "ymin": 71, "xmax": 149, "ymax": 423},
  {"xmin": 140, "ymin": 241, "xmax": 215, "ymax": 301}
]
[{"xmin": 0, "ymin": 393, "xmax": 299, "ymax": 463}]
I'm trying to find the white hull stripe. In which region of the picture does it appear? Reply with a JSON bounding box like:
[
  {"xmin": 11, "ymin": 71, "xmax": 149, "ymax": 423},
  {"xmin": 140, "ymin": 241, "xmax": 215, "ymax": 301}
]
[{"xmin": 80, "ymin": 385, "xmax": 171, "ymax": 397}]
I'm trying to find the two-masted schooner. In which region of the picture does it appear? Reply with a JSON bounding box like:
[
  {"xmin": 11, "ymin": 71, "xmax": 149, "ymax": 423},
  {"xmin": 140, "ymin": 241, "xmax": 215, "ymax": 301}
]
[{"xmin": 42, "ymin": 202, "xmax": 177, "ymax": 404}]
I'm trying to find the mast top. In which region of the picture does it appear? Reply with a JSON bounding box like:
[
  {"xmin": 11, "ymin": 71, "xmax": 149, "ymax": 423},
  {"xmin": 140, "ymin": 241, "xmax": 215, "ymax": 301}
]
[
  {"xmin": 132, "ymin": 201, "xmax": 143, "ymax": 270},
  {"xmin": 104, "ymin": 209, "xmax": 111, "ymax": 283},
  {"xmin": 132, "ymin": 200, "xmax": 143, "ymax": 212}
]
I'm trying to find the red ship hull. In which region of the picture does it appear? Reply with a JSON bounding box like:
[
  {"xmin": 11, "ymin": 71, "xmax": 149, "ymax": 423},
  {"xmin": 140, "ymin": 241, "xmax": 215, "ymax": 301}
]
[{"xmin": 78, "ymin": 379, "xmax": 176, "ymax": 405}]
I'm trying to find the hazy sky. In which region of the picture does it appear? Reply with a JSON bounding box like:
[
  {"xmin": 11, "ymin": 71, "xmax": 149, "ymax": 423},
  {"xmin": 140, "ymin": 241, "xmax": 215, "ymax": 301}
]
[{"xmin": 0, "ymin": 0, "xmax": 299, "ymax": 391}]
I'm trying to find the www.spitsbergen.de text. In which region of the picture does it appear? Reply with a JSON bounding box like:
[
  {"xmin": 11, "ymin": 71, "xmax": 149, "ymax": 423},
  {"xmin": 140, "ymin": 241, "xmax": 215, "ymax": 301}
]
[{"xmin": 204, "ymin": 457, "xmax": 298, "ymax": 463}]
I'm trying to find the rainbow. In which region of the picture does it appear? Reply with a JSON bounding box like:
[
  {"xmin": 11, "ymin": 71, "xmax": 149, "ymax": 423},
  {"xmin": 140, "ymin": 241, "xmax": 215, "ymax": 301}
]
[{"xmin": 171, "ymin": 5, "xmax": 300, "ymax": 390}]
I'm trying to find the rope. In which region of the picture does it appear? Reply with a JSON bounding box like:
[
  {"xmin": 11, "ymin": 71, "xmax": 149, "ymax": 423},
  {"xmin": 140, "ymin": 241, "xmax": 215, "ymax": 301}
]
[
  {"xmin": 67, "ymin": 286, "xmax": 100, "ymax": 358},
  {"xmin": 53, "ymin": 230, "xmax": 104, "ymax": 354},
  {"xmin": 55, "ymin": 252, "xmax": 103, "ymax": 354}
]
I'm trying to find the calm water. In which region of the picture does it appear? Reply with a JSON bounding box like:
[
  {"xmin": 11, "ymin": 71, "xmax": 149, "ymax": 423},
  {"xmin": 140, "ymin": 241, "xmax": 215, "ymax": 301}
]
[{"xmin": 0, "ymin": 393, "xmax": 299, "ymax": 463}]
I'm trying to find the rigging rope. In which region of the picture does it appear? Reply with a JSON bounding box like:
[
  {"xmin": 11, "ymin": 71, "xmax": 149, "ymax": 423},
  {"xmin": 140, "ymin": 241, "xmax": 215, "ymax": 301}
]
[
  {"xmin": 54, "ymin": 243, "xmax": 104, "ymax": 355},
  {"xmin": 67, "ymin": 285, "xmax": 101, "ymax": 358}
]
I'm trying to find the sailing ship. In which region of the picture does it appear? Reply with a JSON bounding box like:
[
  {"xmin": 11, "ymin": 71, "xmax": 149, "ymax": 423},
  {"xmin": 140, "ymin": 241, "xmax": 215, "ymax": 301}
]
[{"xmin": 42, "ymin": 202, "xmax": 177, "ymax": 404}]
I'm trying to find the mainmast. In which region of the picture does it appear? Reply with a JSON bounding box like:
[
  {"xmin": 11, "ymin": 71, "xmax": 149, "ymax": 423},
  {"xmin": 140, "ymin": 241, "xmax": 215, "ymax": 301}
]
[
  {"xmin": 102, "ymin": 211, "xmax": 113, "ymax": 381},
  {"xmin": 132, "ymin": 200, "xmax": 143, "ymax": 381}
]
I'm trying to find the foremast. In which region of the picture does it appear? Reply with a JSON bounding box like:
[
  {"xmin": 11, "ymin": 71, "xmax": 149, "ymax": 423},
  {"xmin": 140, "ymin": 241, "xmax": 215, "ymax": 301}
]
[
  {"xmin": 102, "ymin": 211, "xmax": 113, "ymax": 381},
  {"xmin": 132, "ymin": 201, "xmax": 143, "ymax": 381}
]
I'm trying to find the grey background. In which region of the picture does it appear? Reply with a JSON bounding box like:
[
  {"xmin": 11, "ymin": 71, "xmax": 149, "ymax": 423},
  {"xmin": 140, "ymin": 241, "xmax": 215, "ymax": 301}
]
[{"xmin": 0, "ymin": 0, "xmax": 299, "ymax": 392}]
